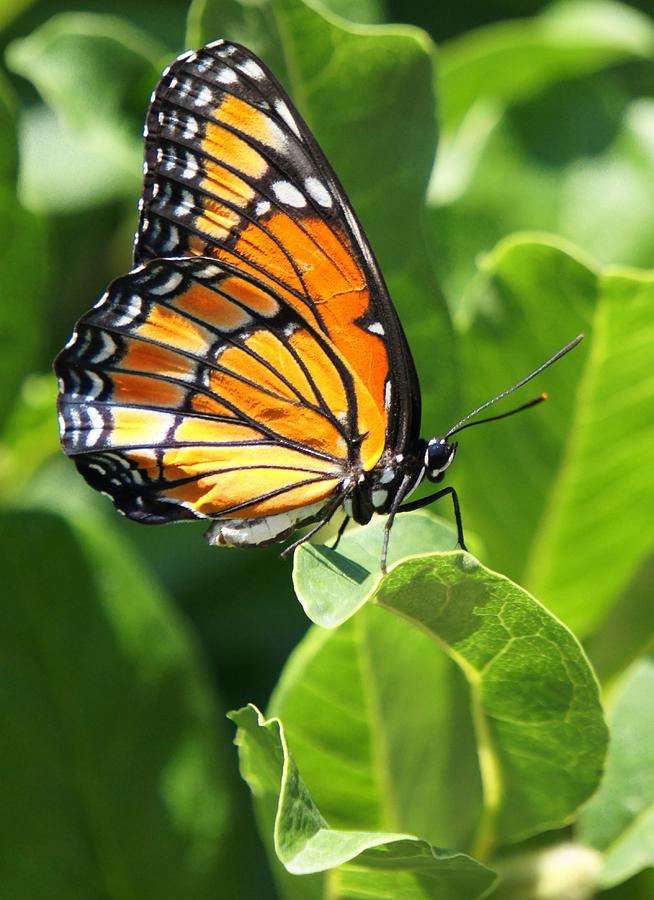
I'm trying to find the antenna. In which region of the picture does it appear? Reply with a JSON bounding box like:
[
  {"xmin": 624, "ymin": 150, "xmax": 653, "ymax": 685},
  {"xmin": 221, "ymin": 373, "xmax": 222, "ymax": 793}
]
[{"xmin": 445, "ymin": 335, "xmax": 583, "ymax": 439}]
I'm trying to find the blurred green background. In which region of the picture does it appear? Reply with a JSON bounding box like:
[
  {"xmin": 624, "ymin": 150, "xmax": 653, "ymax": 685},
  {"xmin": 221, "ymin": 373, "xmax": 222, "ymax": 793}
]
[{"xmin": 1, "ymin": 0, "xmax": 654, "ymax": 897}]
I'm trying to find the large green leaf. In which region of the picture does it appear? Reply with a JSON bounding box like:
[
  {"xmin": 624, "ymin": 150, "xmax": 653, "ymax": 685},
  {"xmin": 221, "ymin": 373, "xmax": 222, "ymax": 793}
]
[
  {"xmin": 448, "ymin": 236, "xmax": 654, "ymax": 639},
  {"xmin": 189, "ymin": 0, "xmax": 457, "ymax": 433},
  {"xmin": 579, "ymin": 655, "xmax": 654, "ymax": 887},
  {"xmin": 375, "ymin": 551, "xmax": 607, "ymax": 849},
  {"xmin": 0, "ymin": 498, "xmax": 239, "ymax": 899},
  {"xmin": 430, "ymin": 86, "xmax": 654, "ymax": 309},
  {"xmin": 439, "ymin": 0, "xmax": 654, "ymax": 132},
  {"xmin": 578, "ymin": 655, "xmax": 654, "ymax": 889},
  {"xmin": 0, "ymin": 190, "xmax": 48, "ymax": 426},
  {"xmin": 293, "ymin": 512, "xmax": 459, "ymax": 627},
  {"xmin": 188, "ymin": 0, "xmax": 386, "ymax": 51},
  {"xmin": 279, "ymin": 514, "xmax": 607, "ymax": 868},
  {"xmin": 6, "ymin": 13, "xmax": 167, "ymax": 211},
  {"xmin": 430, "ymin": 3, "xmax": 654, "ymax": 315},
  {"xmin": 229, "ymin": 704, "xmax": 496, "ymax": 898}
]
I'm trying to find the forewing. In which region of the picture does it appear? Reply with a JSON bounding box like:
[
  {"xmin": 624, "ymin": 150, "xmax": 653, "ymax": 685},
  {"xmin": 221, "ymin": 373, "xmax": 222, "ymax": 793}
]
[
  {"xmin": 134, "ymin": 39, "xmax": 420, "ymax": 456},
  {"xmin": 55, "ymin": 257, "xmax": 386, "ymax": 525}
]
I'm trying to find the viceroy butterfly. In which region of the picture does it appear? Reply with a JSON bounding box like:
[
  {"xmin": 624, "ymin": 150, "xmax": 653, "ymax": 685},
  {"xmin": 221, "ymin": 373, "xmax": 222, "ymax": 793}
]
[{"xmin": 55, "ymin": 40, "xmax": 581, "ymax": 572}]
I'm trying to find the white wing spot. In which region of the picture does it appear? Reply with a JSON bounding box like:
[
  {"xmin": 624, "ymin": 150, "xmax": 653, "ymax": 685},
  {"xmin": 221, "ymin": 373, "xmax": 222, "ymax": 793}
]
[
  {"xmin": 194, "ymin": 262, "xmax": 223, "ymax": 279},
  {"xmin": 182, "ymin": 116, "xmax": 199, "ymax": 139},
  {"xmin": 216, "ymin": 66, "xmax": 238, "ymax": 85},
  {"xmin": 181, "ymin": 155, "xmax": 199, "ymax": 180},
  {"xmin": 194, "ymin": 56, "xmax": 213, "ymax": 74},
  {"xmin": 384, "ymin": 380, "xmax": 392, "ymax": 410},
  {"xmin": 86, "ymin": 371, "xmax": 104, "ymax": 400},
  {"xmin": 85, "ymin": 407, "xmax": 104, "ymax": 447},
  {"xmin": 305, "ymin": 176, "xmax": 332, "ymax": 208},
  {"xmin": 174, "ymin": 188, "xmax": 195, "ymax": 217},
  {"xmin": 92, "ymin": 332, "xmax": 117, "ymax": 364},
  {"xmin": 194, "ymin": 85, "xmax": 213, "ymax": 107},
  {"xmin": 368, "ymin": 321, "xmax": 385, "ymax": 336},
  {"xmin": 274, "ymin": 99, "xmax": 301, "ymax": 138},
  {"xmin": 255, "ymin": 200, "xmax": 271, "ymax": 216},
  {"xmin": 272, "ymin": 180, "xmax": 306, "ymax": 208},
  {"xmin": 113, "ymin": 294, "xmax": 143, "ymax": 328},
  {"xmin": 238, "ymin": 59, "xmax": 265, "ymax": 80},
  {"xmin": 149, "ymin": 271, "xmax": 184, "ymax": 295},
  {"xmin": 159, "ymin": 223, "xmax": 180, "ymax": 253}
]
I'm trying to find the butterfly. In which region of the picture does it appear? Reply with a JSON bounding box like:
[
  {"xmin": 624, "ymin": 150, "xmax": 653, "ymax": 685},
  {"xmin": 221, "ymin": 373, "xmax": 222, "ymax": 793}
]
[{"xmin": 55, "ymin": 40, "xmax": 581, "ymax": 572}]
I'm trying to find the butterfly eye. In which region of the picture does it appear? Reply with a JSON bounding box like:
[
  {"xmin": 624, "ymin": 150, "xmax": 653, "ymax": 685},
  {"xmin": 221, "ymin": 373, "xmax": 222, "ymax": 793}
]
[{"xmin": 425, "ymin": 439, "xmax": 457, "ymax": 483}]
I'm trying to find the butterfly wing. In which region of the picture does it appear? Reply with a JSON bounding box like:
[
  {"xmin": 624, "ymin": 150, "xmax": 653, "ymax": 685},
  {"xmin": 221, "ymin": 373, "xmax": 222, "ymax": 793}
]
[
  {"xmin": 55, "ymin": 256, "xmax": 386, "ymax": 541},
  {"xmin": 56, "ymin": 39, "xmax": 421, "ymax": 541},
  {"xmin": 134, "ymin": 39, "xmax": 421, "ymax": 457}
]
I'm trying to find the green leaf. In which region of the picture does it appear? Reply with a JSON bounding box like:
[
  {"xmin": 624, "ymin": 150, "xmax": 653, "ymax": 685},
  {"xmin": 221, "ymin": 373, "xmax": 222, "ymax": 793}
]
[
  {"xmin": 0, "ymin": 68, "xmax": 17, "ymax": 183},
  {"xmin": 0, "ymin": 375, "xmax": 59, "ymax": 499},
  {"xmin": 0, "ymin": 188, "xmax": 48, "ymax": 426},
  {"xmin": 6, "ymin": 13, "xmax": 166, "ymax": 210},
  {"xmin": 229, "ymin": 704, "xmax": 496, "ymax": 898},
  {"xmin": 578, "ymin": 654, "xmax": 654, "ymax": 888},
  {"xmin": 439, "ymin": 0, "xmax": 654, "ymax": 132},
  {"xmin": 585, "ymin": 550, "xmax": 654, "ymax": 684},
  {"xmin": 374, "ymin": 552, "xmax": 607, "ymax": 849},
  {"xmin": 6, "ymin": 13, "xmax": 165, "ymax": 130},
  {"xmin": 187, "ymin": 0, "xmax": 386, "ymax": 50},
  {"xmin": 430, "ymin": 86, "xmax": 654, "ymax": 306},
  {"xmin": 293, "ymin": 512, "xmax": 458, "ymax": 627},
  {"xmin": 0, "ymin": 0, "xmax": 37, "ymax": 33},
  {"xmin": 187, "ymin": 0, "xmax": 457, "ymax": 433},
  {"xmin": 0, "ymin": 499, "xmax": 239, "ymax": 899},
  {"xmin": 276, "ymin": 516, "xmax": 607, "ymax": 867},
  {"xmin": 16, "ymin": 105, "xmax": 142, "ymax": 212},
  {"xmin": 449, "ymin": 236, "xmax": 654, "ymax": 639}
]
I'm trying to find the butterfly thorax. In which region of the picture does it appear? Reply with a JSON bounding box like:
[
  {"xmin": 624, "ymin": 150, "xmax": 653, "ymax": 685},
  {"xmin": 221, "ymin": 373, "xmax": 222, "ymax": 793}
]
[{"xmin": 345, "ymin": 442, "xmax": 427, "ymax": 525}]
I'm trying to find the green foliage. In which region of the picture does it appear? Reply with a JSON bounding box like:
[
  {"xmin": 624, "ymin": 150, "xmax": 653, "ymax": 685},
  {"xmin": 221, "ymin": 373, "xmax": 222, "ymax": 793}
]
[
  {"xmin": 579, "ymin": 655, "xmax": 654, "ymax": 888},
  {"xmin": 1, "ymin": 0, "xmax": 653, "ymax": 897},
  {"xmin": 283, "ymin": 519, "xmax": 607, "ymax": 869},
  {"xmin": 230, "ymin": 704, "xmax": 497, "ymax": 898},
  {"xmin": 0, "ymin": 502, "xmax": 238, "ymax": 899}
]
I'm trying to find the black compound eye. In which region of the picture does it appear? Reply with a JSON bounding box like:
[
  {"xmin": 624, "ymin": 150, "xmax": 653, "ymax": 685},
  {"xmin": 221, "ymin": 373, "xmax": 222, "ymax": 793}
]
[{"xmin": 425, "ymin": 439, "xmax": 457, "ymax": 481}]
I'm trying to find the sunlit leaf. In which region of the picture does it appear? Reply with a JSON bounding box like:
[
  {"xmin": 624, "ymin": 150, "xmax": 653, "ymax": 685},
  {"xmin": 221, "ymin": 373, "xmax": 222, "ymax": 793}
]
[
  {"xmin": 446, "ymin": 236, "xmax": 654, "ymax": 639},
  {"xmin": 439, "ymin": 0, "xmax": 654, "ymax": 131},
  {"xmin": 278, "ymin": 515, "xmax": 607, "ymax": 866},
  {"xmin": 578, "ymin": 655, "xmax": 654, "ymax": 888},
  {"xmin": 229, "ymin": 704, "xmax": 496, "ymax": 898},
  {"xmin": 294, "ymin": 513, "xmax": 458, "ymax": 627},
  {"xmin": 5, "ymin": 13, "xmax": 166, "ymax": 211}
]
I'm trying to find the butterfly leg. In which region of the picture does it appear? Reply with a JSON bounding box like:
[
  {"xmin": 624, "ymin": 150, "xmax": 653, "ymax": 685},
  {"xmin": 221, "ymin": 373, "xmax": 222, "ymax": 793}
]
[
  {"xmin": 380, "ymin": 474, "xmax": 416, "ymax": 575},
  {"xmin": 280, "ymin": 494, "xmax": 346, "ymax": 560},
  {"xmin": 398, "ymin": 486, "xmax": 467, "ymax": 551},
  {"xmin": 331, "ymin": 514, "xmax": 350, "ymax": 550}
]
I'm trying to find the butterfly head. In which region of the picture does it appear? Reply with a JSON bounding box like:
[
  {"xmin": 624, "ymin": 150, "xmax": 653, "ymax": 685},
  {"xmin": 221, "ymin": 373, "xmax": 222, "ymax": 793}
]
[{"xmin": 424, "ymin": 437, "xmax": 458, "ymax": 484}]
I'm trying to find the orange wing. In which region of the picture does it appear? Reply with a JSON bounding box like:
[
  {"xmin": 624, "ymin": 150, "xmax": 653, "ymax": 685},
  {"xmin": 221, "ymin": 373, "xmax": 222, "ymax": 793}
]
[
  {"xmin": 55, "ymin": 257, "xmax": 386, "ymax": 531},
  {"xmin": 134, "ymin": 40, "xmax": 420, "ymax": 453}
]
